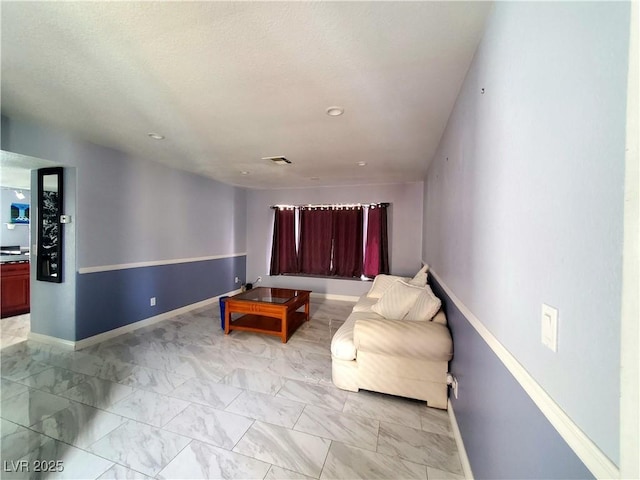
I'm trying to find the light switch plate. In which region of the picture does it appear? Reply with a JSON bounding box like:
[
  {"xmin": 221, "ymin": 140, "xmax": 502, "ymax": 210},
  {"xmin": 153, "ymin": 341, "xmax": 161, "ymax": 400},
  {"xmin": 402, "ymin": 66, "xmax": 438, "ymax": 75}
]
[{"xmin": 541, "ymin": 304, "xmax": 558, "ymax": 352}]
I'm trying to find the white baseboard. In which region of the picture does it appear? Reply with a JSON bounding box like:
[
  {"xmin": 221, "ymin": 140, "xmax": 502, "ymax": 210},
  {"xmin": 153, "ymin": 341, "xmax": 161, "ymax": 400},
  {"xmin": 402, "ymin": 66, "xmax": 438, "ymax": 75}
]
[
  {"xmin": 448, "ymin": 399, "xmax": 474, "ymax": 479},
  {"xmin": 310, "ymin": 292, "xmax": 359, "ymax": 302},
  {"xmin": 431, "ymin": 270, "xmax": 619, "ymax": 480},
  {"xmin": 28, "ymin": 290, "xmax": 241, "ymax": 351},
  {"xmin": 27, "ymin": 332, "xmax": 76, "ymax": 350}
]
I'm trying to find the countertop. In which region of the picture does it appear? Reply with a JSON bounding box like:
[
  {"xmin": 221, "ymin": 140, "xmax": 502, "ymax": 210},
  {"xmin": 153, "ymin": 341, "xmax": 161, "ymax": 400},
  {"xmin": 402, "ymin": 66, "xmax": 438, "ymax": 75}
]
[{"xmin": 0, "ymin": 255, "xmax": 30, "ymax": 264}]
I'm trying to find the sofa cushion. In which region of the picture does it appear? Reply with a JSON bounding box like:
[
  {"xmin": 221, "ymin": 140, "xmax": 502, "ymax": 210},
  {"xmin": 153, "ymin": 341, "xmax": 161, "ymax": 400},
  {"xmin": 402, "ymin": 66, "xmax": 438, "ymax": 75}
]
[
  {"xmin": 331, "ymin": 311, "xmax": 386, "ymax": 361},
  {"xmin": 367, "ymin": 274, "xmax": 410, "ymax": 298},
  {"xmin": 371, "ymin": 281, "xmax": 424, "ymax": 319},
  {"xmin": 354, "ymin": 317, "xmax": 453, "ymax": 361},
  {"xmin": 404, "ymin": 285, "xmax": 441, "ymax": 321},
  {"xmin": 352, "ymin": 294, "xmax": 377, "ymax": 313},
  {"xmin": 432, "ymin": 310, "xmax": 447, "ymax": 325},
  {"xmin": 407, "ymin": 264, "xmax": 429, "ymax": 287}
]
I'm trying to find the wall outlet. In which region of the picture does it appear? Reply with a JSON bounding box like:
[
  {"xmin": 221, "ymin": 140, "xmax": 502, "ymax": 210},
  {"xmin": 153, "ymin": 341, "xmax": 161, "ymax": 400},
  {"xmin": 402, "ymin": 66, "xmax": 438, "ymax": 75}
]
[
  {"xmin": 256, "ymin": 276, "xmax": 262, "ymax": 283},
  {"xmin": 150, "ymin": 297, "xmax": 156, "ymax": 307},
  {"xmin": 447, "ymin": 373, "xmax": 459, "ymax": 399},
  {"xmin": 234, "ymin": 277, "xmax": 240, "ymax": 284}
]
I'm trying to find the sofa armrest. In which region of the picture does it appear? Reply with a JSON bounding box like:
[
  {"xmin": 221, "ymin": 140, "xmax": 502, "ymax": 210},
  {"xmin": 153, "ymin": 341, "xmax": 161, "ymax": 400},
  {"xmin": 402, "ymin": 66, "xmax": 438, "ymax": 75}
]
[{"xmin": 353, "ymin": 318, "xmax": 453, "ymax": 362}]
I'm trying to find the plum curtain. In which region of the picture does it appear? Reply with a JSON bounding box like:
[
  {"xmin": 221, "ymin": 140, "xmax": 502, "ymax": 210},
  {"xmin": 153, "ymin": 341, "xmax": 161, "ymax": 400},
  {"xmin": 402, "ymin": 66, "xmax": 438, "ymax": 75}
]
[
  {"xmin": 363, "ymin": 205, "xmax": 390, "ymax": 277},
  {"xmin": 269, "ymin": 208, "xmax": 299, "ymax": 275},
  {"xmin": 332, "ymin": 207, "xmax": 363, "ymax": 278},
  {"xmin": 298, "ymin": 208, "xmax": 334, "ymax": 275}
]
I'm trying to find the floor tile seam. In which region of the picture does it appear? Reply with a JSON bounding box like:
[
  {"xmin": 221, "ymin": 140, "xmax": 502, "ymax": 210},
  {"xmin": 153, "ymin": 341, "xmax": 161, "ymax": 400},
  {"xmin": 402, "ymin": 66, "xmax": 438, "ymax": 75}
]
[
  {"xmin": 36, "ymin": 403, "xmax": 129, "ymax": 451},
  {"xmin": 374, "ymin": 432, "xmax": 459, "ymax": 473},
  {"xmin": 164, "ymin": 381, "xmax": 240, "ymax": 409},
  {"xmin": 231, "ymin": 422, "xmax": 322, "ymax": 480},
  {"xmin": 230, "ymin": 386, "xmax": 308, "ymax": 410},
  {"xmin": 11, "ymin": 423, "xmax": 120, "ymax": 473},
  {"xmin": 316, "ymin": 439, "xmax": 334, "ymax": 480},
  {"xmin": 30, "ymin": 397, "xmax": 132, "ymax": 447},
  {"xmin": 156, "ymin": 399, "xmax": 204, "ymax": 430},
  {"xmin": 227, "ymin": 417, "xmax": 256, "ymax": 453},
  {"xmin": 15, "ymin": 366, "xmax": 89, "ymax": 395},
  {"xmin": 116, "ymin": 369, "xmax": 191, "ymax": 396},
  {"xmin": 0, "ymin": 417, "xmax": 58, "ymax": 453},
  {"xmin": 0, "ymin": 384, "xmax": 29, "ymax": 402},
  {"xmin": 0, "ymin": 364, "xmax": 51, "ymax": 382},
  {"xmin": 155, "ymin": 438, "xmax": 195, "ymax": 478},
  {"xmin": 275, "ymin": 391, "xmax": 348, "ymax": 414},
  {"xmin": 160, "ymin": 413, "xmax": 254, "ymax": 452},
  {"xmin": 28, "ymin": 394, "xmax": 126, "ymax": 422},
  {"xmin": 1, "ymin": 388, "xmax": 71, "ymax": 428},
  {"xmin": 80, "ymin": 385, "xmax": 141, "ymax": 412},
  {"xmin": 224, "ymin": 345, "xmax": 278, "ymax": 360},
  {"xmin": 105, "ymin": 392, "xmax": 192, "ymax": 430},
  {"xmin": 418, "ymin": 423, "xmax": 455, "ymax": 439},
  {"xmin": 47, "ymin": 362, "xmax": 139, "ymax": 384},
  {"xmin": 308, "ymin": 403, "xmax": 383, "ymax": 427},
  {"xmin": 341, "ymin": 409, "xmax": 424, "ymax": 430},
  {"xmin": 94, "ymin": 461, "xmax": 152, "ymax": 480},
  {"xmin": 290, "ymin": 402, "xmax": 311, "ymax": 431},
  {"xmin": 267, "ymin": 371, "xmax": 317, "ymax": 390},
  {"xmin": 86, "ymin": 417, "xmax": 195, "ymax": 474},
  {"xmin": 332, "ymin": 439, "xmax": 430, "ymax": 475},
  {"xmin": 379, "ymin": 419, "xmax": 454, "ymax": 441},
  {"xmin": 291, "ymin": 411, "xmax": 380, "ymax": 453}
]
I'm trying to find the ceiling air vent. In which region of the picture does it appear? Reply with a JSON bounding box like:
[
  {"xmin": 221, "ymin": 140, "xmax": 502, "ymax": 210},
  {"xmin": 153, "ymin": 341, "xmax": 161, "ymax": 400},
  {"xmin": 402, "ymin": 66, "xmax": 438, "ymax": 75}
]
[{"xmin": 263, "ymin": 156, "xmax": 292, "ymax": 165}]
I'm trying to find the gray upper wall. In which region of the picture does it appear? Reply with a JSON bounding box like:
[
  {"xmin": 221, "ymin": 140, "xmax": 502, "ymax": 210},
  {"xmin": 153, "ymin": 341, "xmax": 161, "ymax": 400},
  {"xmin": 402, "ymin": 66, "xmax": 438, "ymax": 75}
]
[
  {"xmin": 2, "ymin": 115, "xmax": 247, "ymax": 269},
  {"xmin": 422, "ymin": 2, "xmax": 629, "ymax": 464},
  {"xmin": 247, "ymin": 183, "xmax": 424, "ymax": 297}
]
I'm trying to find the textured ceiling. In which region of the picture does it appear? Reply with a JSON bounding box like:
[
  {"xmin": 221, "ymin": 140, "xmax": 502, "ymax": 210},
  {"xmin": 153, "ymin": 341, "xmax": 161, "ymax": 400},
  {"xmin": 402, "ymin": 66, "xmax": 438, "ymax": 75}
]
[
  {"xmin": 1, "ymin": 2, "xmax": 491, "ymax": 189},
  {"xmin": 0, "ymin": 151, "xmax": 56, "ymax": 189}
]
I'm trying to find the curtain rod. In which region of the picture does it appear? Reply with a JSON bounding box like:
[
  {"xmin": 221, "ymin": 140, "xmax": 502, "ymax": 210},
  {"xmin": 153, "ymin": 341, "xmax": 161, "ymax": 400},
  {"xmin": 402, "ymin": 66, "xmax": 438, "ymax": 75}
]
[{"xmin": 270, "ymin": 202, "xmax": 389, "ymax": 210}]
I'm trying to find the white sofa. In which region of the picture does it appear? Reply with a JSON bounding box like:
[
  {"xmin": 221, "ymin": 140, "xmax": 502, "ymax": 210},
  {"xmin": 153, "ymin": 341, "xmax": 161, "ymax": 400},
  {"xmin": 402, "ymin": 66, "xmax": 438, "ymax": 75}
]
[{"xmin": 330, "ymin": 272, "xmax": 453, "ymax": 409}]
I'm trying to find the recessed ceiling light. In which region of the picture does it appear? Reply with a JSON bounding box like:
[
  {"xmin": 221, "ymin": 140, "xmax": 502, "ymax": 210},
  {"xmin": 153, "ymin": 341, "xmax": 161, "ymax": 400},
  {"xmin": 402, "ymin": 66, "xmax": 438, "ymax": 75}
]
[
  {"xmin": 326, "ymin": 106, "xmax": 344, "ymax": 117},
  {"xmin": 357, "ymin": 161, "xmax": 367, "ymax": 167},
  {"xmin": 241, "ymin": 171, "xmax": 250, "ymax": 175},
  {"xmin": 147, "ymin": 133, "xmax": 165, "ymax": 140}
]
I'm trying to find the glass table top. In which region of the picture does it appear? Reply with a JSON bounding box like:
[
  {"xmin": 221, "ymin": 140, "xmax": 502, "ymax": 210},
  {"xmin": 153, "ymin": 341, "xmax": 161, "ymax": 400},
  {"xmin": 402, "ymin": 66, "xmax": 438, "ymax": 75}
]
[{"xmin": 232, "ymin": 287, "xmax": 307, "ymax": 304}]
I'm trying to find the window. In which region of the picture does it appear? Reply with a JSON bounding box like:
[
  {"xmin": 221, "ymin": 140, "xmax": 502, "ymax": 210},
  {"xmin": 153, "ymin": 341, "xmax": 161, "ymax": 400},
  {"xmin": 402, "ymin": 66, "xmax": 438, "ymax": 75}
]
[{"xmin": 269, "ymin": 203, "xmax": 389, "ymax": 279}]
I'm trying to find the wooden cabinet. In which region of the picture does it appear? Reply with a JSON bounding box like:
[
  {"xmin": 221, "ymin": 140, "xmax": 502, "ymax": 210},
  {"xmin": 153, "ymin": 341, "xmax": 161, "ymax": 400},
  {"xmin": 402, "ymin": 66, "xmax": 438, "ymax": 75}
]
[{"xmin": 1, "ymin": 262, "xmax": 30, "ymax": 318}]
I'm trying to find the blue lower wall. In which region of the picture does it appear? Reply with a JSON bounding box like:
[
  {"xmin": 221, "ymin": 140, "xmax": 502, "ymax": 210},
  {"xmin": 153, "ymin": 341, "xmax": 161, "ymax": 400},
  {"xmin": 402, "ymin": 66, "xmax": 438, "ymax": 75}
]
[
  {"xmin": 429, "ymin": 275, "xmax": 593, "ymax": 480},
  {"xmin": 76, "ymin": 255, "xmax": 246, "ymax": 340}
]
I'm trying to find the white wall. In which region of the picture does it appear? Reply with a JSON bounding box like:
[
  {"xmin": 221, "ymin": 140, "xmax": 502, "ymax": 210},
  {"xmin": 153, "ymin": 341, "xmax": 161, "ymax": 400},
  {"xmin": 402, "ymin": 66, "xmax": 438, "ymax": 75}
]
[
  {"xmin": 2, "ymin": 116, "xmax": 247, "ymax": 270},
  {"xmin": 2, "ymin": 115, "xmax": 248, "ymax": 341},
  {"xmin": 422, "ymin": 2, "xmax": 629, "ymax": 464},
  {"xmin": 247, "ymin": 182, "xmax": 423, "ymax": 297}
]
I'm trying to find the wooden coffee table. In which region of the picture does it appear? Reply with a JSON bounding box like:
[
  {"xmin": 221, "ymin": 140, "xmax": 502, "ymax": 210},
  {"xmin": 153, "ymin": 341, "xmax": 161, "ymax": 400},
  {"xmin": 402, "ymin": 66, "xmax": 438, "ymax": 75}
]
[{"xmin": 223, "ymin": 287, "xmax": 311, "ymax": 343}]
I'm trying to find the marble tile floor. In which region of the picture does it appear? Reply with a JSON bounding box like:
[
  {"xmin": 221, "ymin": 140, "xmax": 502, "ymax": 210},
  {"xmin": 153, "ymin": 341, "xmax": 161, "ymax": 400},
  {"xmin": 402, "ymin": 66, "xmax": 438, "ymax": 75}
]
[{"xmin": 0, "ymin": 300, "xmax": 463, "ymax": 479}]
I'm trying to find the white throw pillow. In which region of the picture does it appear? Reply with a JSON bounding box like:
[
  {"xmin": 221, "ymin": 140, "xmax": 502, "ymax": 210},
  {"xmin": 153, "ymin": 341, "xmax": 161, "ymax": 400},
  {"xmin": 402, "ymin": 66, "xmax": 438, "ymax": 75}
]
[
  {"xmin": 371, "ymin": 281, "xmax": 425, "ymax": 319},
  {"xmin": 367, "ymin": 274, "xmax": 410, "ymax": 298},
  {"xmin": 405, "ymin": 285, "xmax": 441, "ymax": 321},
  {"xmin": 407, "ymin": 264, "xmax": 429, "ymax": 287}
]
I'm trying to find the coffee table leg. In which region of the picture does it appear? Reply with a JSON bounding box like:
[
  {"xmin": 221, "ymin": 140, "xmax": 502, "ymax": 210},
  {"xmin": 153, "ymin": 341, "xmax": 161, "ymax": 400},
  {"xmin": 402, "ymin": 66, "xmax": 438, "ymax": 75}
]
[
  {"xmin": 304, "ymin": 300, "xmax": 310, "ymax": 322},
  {"xmin": 281, "ymin": 312, "xmax": 288, "ymax": 343},
  {"xmin": 224, "ymin": 307, "xmax": 231, "ymax": 335}
]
